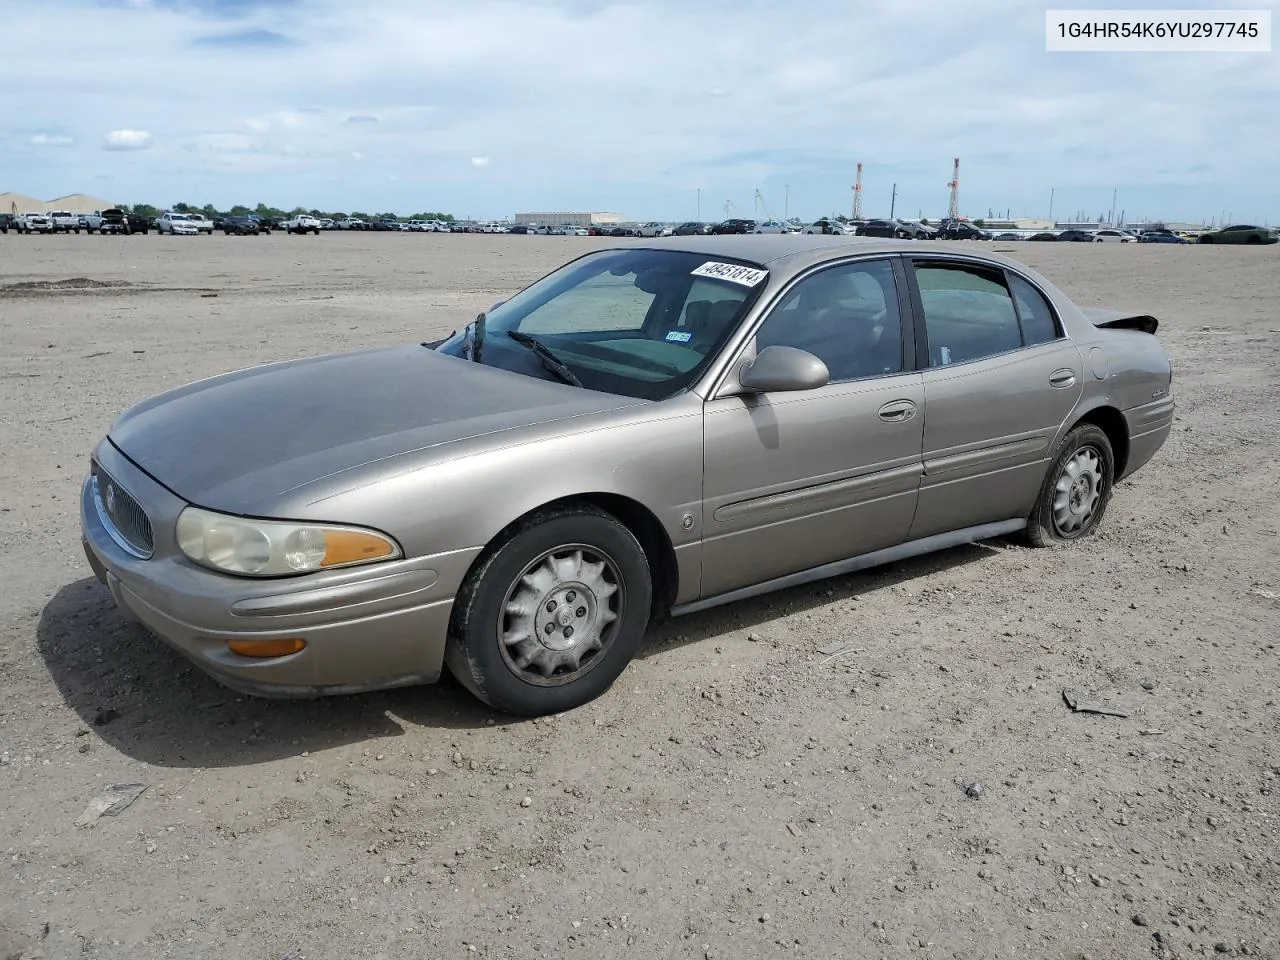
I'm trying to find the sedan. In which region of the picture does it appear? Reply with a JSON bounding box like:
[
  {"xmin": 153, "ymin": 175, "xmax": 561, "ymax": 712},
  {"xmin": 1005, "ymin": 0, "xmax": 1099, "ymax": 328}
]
[
  {"xmin": 1093, "ymin": 229, "xmax": 1138, "ymax": 243},
  {"xmin": 672, "ymin": 222, "xmax": 711, "ymax": 236},
  {"xmin": 1137, "ymin": 231, "xmax": 1187, "ymax": 244},
  {"xmin": 1196, "ymin": 224, "xmax": 1277, "ymax": 245},
  {"xmin": 754, "ymin": 220, "xmax": 797, "ymax": 234},
  {"xmin": 711, "ymin": 218, "xmax": 757, "ymax": 234},
  {"xmin": 81, "ymin": 236, "xmax": 1173, "ymax": 716},
  {"xmin": 222, "ymin": 217, "xmax": 261, "ymax": 235}
]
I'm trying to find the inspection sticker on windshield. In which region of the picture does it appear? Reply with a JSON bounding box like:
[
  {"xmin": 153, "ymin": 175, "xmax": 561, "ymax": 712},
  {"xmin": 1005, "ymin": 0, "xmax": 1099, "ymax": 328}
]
[
  {"xmin": 690, "ymin": 261, "xmax": 768, "ymax": 287},
  {"xmin": 665, "ymin": 330, "xmax": 692, "ymax": 343}
]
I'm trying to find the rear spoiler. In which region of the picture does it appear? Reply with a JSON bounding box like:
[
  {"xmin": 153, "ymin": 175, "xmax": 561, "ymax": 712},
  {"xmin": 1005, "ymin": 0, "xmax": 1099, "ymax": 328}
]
[{"xmin": 1081, "ymin": 307, "xmax": 1158, "ymax": 334}]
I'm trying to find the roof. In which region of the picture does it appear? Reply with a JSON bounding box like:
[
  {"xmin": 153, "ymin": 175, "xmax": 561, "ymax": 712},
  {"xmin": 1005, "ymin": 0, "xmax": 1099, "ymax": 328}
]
[{"xmin": 617, "ymin": 234, "xmax": 1033, "ymax": 275}]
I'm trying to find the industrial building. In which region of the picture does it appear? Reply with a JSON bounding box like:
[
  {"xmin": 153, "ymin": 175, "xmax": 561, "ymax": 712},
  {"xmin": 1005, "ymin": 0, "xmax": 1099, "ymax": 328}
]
[
  {"xmin": 513, "ymin": 211, "xmax": 624, "ymax": 228},
  {"xmin": 0, "ymin": 192, "xmax": 115, "ymax": 215}
]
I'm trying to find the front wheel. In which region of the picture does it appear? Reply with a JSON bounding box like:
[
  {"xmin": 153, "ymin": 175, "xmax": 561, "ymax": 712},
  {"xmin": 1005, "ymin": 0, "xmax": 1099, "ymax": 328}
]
[
  {"xmin": 444, "ymin": 505, "xmax": 652, "ymax": 716},
  {"xmin": 1026, "ymin": 424, "xmax": 1115, "ymax": 547}
]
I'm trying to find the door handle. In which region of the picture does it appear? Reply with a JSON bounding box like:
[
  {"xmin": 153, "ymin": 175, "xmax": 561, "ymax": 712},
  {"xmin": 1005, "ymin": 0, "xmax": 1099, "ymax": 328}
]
[
  {"xmin": 1049, "ymin": 368, "xmax": 1077, "ymax": 388},
  {"xmin": 878, "ymin": 399, "xmax": 917, "ymax": 422}
]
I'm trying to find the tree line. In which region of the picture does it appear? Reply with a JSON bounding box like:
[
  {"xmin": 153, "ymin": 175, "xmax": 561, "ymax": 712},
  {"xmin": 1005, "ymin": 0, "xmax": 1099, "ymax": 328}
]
[{"xmin": 116, "ymin": 202, "xmax": 456, "ymax": 223}]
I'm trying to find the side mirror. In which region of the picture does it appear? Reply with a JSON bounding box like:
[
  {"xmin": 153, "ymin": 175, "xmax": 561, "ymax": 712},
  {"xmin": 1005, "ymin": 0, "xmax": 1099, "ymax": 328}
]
[
  {"xmin": 738, "ymin": 345, "xmax": 829, "ymax": 393},
  {"xmin": 489, "ymin": 300, "xmax": 506, "ymax": 311}
]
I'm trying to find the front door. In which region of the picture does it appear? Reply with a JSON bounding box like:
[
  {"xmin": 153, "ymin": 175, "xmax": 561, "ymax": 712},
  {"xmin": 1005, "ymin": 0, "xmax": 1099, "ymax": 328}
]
[
  {"xmin": 904, "ymin": 258, "xmax": 1085, "ymax": 539},
  {"xmin": 700, "ymin": 257, "xmax": 925, "ymax": 599}
]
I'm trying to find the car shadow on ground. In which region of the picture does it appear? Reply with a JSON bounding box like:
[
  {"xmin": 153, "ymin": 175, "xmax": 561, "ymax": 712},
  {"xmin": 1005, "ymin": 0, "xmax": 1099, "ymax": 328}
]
[
  {"xmin": 38, "ymin": 542, "xmax": 1003, "ymax": 769},
  {"xmin": 37, "ymin": 577, "xmax": 502, "ymax": 770}
]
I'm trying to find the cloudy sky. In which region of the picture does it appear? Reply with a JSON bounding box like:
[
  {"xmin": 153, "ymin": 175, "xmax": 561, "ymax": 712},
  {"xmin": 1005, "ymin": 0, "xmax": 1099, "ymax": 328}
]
[{"xmin": 1, "ymin": 0, "xmax": 1276, "ymax": 222}]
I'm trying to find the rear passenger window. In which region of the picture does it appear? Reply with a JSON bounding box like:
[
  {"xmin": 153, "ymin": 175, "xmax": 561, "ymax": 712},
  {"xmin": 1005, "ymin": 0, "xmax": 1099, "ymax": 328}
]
[
  {"xmin": 913, "ymin": 264, "xmax": 1021, "ymax": 366},
  {"xmin": 1008, "ymin": 275, "xmax": 1061, "ymax": 345}
]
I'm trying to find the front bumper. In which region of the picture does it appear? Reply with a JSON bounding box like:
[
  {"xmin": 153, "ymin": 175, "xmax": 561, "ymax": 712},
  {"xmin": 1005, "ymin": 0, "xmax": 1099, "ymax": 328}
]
[{"xmin": 80, "ymin": 441, "xmax": 479, "ymax": 698}]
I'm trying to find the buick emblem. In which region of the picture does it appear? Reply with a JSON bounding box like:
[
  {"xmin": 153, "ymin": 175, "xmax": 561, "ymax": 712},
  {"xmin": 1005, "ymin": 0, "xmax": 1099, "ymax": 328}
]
[{"xmin": 105, "ymin": 483, "xmax": 116, "ymax": 513}]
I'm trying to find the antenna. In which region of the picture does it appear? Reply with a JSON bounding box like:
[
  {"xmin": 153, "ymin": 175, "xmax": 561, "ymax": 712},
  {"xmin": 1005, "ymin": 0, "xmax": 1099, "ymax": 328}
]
[
  {"xmin": 852, "ymin": 162, "xmax": 864, "ymax": 220},
  {"xmin": 946, "ymin": 157, "xmax": 960, "ymax": 221}
]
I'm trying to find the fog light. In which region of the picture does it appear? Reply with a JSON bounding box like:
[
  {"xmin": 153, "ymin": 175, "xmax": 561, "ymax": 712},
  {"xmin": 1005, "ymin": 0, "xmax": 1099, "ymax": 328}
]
[{"xmin": 225, "ymin": 638, "xmax": 306, "ymax": 658}]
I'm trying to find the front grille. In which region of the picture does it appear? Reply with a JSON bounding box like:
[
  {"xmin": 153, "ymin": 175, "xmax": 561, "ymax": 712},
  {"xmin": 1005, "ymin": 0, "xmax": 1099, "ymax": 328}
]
[{"xmin": 92, "ymin": 463, "xmax": 154, "ymax": 558}]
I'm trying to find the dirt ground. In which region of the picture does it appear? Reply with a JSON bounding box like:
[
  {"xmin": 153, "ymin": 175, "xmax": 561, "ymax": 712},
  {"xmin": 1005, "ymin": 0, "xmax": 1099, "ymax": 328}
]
[{"xmin": 0, "ymin": 233, "xmax": 1276, "ymax": 960}]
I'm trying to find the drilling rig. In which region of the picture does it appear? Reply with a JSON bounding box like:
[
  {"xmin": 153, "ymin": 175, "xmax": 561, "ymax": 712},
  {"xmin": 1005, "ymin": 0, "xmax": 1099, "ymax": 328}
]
[
  {"xmin": 852, "ymin": 162, "xmax": 864, "ymax": 220},
  {"xmin": 946, "ymin": 157, "xmax": 960, "ymax": 221}
]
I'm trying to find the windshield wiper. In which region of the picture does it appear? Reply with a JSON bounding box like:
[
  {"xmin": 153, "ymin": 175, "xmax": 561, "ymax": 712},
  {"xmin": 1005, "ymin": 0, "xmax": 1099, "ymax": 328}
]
[{"xmin": 507, "ymin": 330, "xmax": 583, "ymax": 387}]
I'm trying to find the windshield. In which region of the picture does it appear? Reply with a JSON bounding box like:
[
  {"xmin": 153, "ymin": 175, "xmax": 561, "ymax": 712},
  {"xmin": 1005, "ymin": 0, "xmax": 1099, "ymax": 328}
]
[{"xmin": 433, "ymin": 248, "xmax": 767, "ymax": 400}]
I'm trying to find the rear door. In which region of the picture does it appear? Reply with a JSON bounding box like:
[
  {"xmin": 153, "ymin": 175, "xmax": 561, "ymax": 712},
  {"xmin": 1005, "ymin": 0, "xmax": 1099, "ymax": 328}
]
[
  {"xmin": 699, "ymin": 257, "xmax": 925, "ymax": 598},
  {"xmin": 903, "ymin": 257, "xmax": 1084, "ymax": 539}
]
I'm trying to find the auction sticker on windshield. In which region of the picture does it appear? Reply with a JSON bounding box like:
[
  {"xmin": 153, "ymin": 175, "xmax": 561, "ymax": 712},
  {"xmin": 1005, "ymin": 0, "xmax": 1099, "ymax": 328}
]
[{"xmin": 690, "ymin": 261, "xmax": 768, "ymax": 287}]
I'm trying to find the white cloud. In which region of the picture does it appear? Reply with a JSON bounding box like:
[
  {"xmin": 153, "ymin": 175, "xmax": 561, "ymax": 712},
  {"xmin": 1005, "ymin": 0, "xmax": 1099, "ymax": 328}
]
[
  {"xmin": 29, "ymin": 133, "xmax": 74, "ymax": 147},
  {"xmin": 102, "ymin": 129, "xmax": 152, "ymax": 151},
  {"xmin": 0, "ymin": 0, "xmax": 1275, "ymax": 221}
]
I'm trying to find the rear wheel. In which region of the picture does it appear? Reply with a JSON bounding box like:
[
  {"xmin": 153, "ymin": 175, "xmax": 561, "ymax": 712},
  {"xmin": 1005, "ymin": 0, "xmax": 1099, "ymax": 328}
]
[
  {"xmin": 1199, "ymin": 235, "xmax": 1213, "ymax": 243},
  {"xmin": 444, "ymin": 505, "xmax": 652, "ymax": 716},
  {"xmin": 1026, "ymin": 424, "xmax": 1114, "ymax": 546},
  {"xmin": 1246, "ymin": 235, "xmax": 1261, "ymax": 244}
]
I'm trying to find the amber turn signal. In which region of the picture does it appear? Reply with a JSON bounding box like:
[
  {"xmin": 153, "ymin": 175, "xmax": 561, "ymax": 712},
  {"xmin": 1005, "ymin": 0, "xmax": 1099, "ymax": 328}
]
[
  {"xmin": 321, "ymin": 529, "xmax": 397, "ymax": 567},
  {"xmin": 226, "ymin": 638, "xmax": 307, "ymax": 658}
]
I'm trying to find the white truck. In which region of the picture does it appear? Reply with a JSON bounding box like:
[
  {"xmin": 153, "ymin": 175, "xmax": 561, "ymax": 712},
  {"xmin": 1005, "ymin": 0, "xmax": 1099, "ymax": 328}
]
[
  {"xmin": 16, "ymin": 212, "xmax": 54, "ymax": 233},
  {"xmin": 283, "ymin": 214, "xmax": 321, "ymax": 235},
  {"xmin": 47, "ymin": 210, "xmax": 84, "ymax": 233}
]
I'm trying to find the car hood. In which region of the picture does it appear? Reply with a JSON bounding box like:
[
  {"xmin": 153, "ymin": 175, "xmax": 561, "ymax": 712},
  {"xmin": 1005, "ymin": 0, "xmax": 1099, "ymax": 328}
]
[{"xmin": 108, "ymin": 344, "xmax": 644, "ymax": 515}]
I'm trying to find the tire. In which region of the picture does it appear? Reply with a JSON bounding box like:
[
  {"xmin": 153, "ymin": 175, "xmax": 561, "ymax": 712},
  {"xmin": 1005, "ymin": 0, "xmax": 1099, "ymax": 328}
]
[
  {"xmin": 1246, "ymin": 235, "xmax": 1261, "ymax": 244},
  {"xmin": 444, "ymin": 504, "xmax": 652, "ymax": 716},
  {"xmin": 1025, "ymin": 423, "xmax": 1115, "ymax": 547},
  {"xmin": 1198, "ymin": 236, "xmax": 1212, "ymax": 244}
]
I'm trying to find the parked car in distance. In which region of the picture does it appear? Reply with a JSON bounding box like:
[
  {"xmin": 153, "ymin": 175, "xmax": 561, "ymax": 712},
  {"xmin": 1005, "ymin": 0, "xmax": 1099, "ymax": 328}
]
[
  {"xmin": 753, "ymin": 220, "xmax": 797, "ymax": 234},
  {"xmin": 1196, "ymin": 224, "xmax": 1277, "ymax": 244},
  {"xmin": 639, "ymin": 222, "xmax": 671, "ymax": 237},
  {"xmin": 336, "ymin": 218, "xmax": 366, "ymax": 230},
  {"xmin": 89, "ymin": 209, "xmax": 131, "ymax": 234},
  {"xmin": 222, "ymin": 216, "xmax": 261, "ymax": 235},
  {"xmin": 711, "ymin": 218, "xmax": 757, "ymax": 234},
  {"xmin": 1025, "ymin": 232, "xmax": 1060, "ymax": 241},
  {"xmin": 16, "ymin": 212, "xmax": 53, "ymax": 233},
  {"xmin": 1056, "ymin": 229, "xmax": 1096, "ymax": 242},
  {"xmin": 0, "ymin": 213, "xmax": 16, "ymax": 233},
  {"xmin": 1137, "ymin": 230, "xmax": 1187, "ymax": 244},
  {"xmin": 901, "ymin": 220, "xmax": 938, "ymax": 239},
  {"xmin": 47, "ymin": 210, "xmax": 83, "ymax": 233},
  {"xmin": 803, "ymin": 218, "xmax": 849, "ymax": 235},
  {"xmin": 187, "ymin": 214, "xmax": 215, "ymax": 235},
  {"xmin": 937, "ymin": 221, "xmax": 990, "ymax": 240},
  {"xmin": 283, "ymin": 215, "xmax": 322, "ymax": 235},
  {"xmin": 857, "ymin": 219, "xmax": 917, "ymax": 239},
  {"xmin": 157, "ymin": 213, "xmax": 202, "ymax": 235},
  {"xmin": 1093, "ymin": 229, "xmax": 1137, "ymax": 243},
  {"xmin": 672, "ymin": 222, "xmax": 711, "ymax": 236},
  {"xmin": 80, "ymin": 235, "xmax": 1173, "ymax": 716}
]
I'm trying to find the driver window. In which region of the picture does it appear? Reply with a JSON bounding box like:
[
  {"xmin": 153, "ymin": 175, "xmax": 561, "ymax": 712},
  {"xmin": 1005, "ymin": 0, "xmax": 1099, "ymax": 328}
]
[
  {"xmin": 518, "ymin": 271, "xmax": 655, "ymax": 334},
  {"xmin": 754, "ymin": 259, "xmax": 903, "ymax": 381}
]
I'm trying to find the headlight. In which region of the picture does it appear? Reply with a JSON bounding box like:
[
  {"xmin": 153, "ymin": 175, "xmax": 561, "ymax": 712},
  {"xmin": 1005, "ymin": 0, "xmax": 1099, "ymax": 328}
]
[{"xmin": 176, "ymin": 506, "xmax": 401, "ymax": 577}]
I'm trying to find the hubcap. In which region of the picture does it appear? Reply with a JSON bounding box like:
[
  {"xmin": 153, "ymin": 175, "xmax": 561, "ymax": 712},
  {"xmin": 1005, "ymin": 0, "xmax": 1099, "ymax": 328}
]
[
  {"xmin": 1052, "ymin": 446, "xmax": 1104, "ymax": 536},
  {"xmin": 498, "ymin": 545, "xmax": 622, "ymax": 685}
]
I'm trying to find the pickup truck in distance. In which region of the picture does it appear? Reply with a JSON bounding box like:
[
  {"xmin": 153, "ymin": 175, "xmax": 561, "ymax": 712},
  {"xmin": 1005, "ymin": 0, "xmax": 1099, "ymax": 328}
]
[
  {"xmin": 16, "ymin": 212, "xmax": 54, "ymax": 233},
  {"xmin": 283, "ymin": 214, "xmax": 321, "ymax": 235},
  {"xmin": 47, "ymin": 210, "xmax": 84, "ymax": 233}
]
